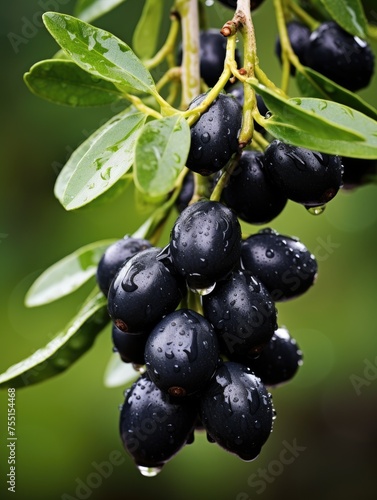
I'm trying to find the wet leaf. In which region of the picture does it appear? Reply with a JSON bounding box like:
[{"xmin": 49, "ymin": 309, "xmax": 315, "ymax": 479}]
[
  {"xmin": 103, "ymin": 354, "xmax": 139, "ymax": 388},
  {"xmin": 74, "ymin": 0, "xmax": 128, "ymax": 23},
  {"xmin": 24, "ymin": 59, "xmax": 123, "ymax": 107},
  {"xmin": 61, "ymin": 108, "xmax": 146, "ymax": 210},
  {"xmin": 134, "ymin": 115, "xmax": 190, "ymax": 197},
  {"xmin": 132, "ymin": 0, "xmax": 163, "ymax": 60},
  {"xmin": 25, "ymin": 240, "xmax": 116, "ymax": 307},
  {"xmin": 249, "ymin": 81, "xmax": 377, "ymax": 158},
  {"xmin": 43, "ymin": 12, "xmax": 156, "ymax": 95},
  {"xmin": 320, "ymin": 0, "xmax": 368, "ymax": 38},
  {"xmin": 296, "ymin": 66, "xmax": 377, "ymax": 121},
  {"xmin": 0, "ymin": 292, "xmax": 109, "ymax": 389}
]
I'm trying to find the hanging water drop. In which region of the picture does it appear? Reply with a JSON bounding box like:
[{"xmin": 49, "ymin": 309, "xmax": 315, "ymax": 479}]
[
  {"xmin": 191, "ymin": 282, "xmax": 216, "ymax": 296},
  {"xmin": 137, "ymin": 465, "xmax": 163, "ymax": 477},
  {"xmin": 306, "ymin": 204, "xmax": 326, "ymax": 216}
]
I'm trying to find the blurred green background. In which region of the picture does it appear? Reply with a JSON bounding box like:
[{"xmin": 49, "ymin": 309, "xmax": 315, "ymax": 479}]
[{"xmin": 1, "ymin": 1, "xmax": 377, "ymax": 499}]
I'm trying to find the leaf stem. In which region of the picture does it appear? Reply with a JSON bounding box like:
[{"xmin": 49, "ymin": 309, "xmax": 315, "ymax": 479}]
[
  {"xmin": 132, "ymin": 168, "xmax": 188, "ymax": 245},
  {"xmin": 274, "ymin": 0, "xmax": 294, "ymax": 93},
  {"xmin": 285, "ymin": 0, "xmax": 319, "ymax": 30},
  {"xmin": 210, "ymin": 152, "xmax": 242, "ymax": 202},
  {"xmin": 175, "ymin": 0, "xmax": 201, "ymax": 109},
  {"xmin": 183, "ymin": 35, "xmax": 236, "ymax": 126},
  {"xmin": 144, "ymin": 13, "xmax": 181, "ymax": 69},
  {"xmin": 123, "ymin": 92, "xmax": 163, "ymax": 119},
  {"xmin": 228, "ymin": 0, "xmax": 254, "ymax": 148}
]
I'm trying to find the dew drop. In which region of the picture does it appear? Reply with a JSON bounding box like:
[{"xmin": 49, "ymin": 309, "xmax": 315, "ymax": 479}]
[
  {"xmin": 265, "ymin": 249, "xmax": 275, "ymax": 258},
  {"xmin": 100, "ymin": 167, "xmax": 112, "ymax": 181},
  {"xmin": 191, "ymin": 283, "xmax": 216, "ymax": 295},
  {"xmin": 137, "ymin": 465, "xmax": 162, "ymax": 477},
  {"xmin": 201, "ymin": 132, "xmax": 211, "ymax": 143},
  {"xmin": 306, "ymin": 204, "xmax": 326, "ymax": 216},
  {"xmin": 165, "ymin": 349, "xmax": 174, "ymax": 359}
]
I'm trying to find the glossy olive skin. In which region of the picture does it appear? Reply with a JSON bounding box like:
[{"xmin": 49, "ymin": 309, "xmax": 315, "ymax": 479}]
[
  {"xmin": 221, "ymin": 150, "xmax": 287, "ymax": 224},
  {"xmin": 304, "ymin": 21, "xmax": 375, "ymax": 91},
  {"xmin": 264, "ymin": 140, "xmax": 343, "ymax": 208},
  {"xmin": 111, "ymin": 324, "xmax": 150, "ymax": 365},
  {"xmin": 202, "ymin": 269, "xmax": 277, "ymax": 357},
  {"xmin": 231, "ymin": 327, "xmax": 303, "ymax": 387},
  {"xmin": 241, "ymin": 228, "xmax": 318, "ymax": 301},
  {"xmin": 199, "ymin": 361, "xmax": 275, "ymax": 461},
  {"xmin": 96, "ymin": 237, "xmax": 151, "ymax": 297},
  {"xmin": 177, "ymin": 29, "xmax": 241, "ymax": 88},
  {"xmin": 216, "ymin": 0, "xmax": 266, "ymax": 10},
  {"xmin": 107, "ymin": 247, "xmax": 186, "ymax": 333},
  {"xmin": 169, "ymin": 200, "xmax": 242, "ymax": 290},
  {"xmin": 120, "ymin": 374, "xmax": 197, "ymax": 469},
  {"xmin": 275, "ymin": 21, "xmax": 311, "ymax": 75},
  {"xmin": 145, "ymin": 309, "xmax": 220, "ymax": 397},
  {"xmin": 186, "ymin": 93, "xmax": 242, "ymax": 176}
]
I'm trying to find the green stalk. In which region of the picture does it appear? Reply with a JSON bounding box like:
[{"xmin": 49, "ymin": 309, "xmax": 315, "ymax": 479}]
[
  {"xmin": 144, "ymin": 14, "xmax": 181, "ymax": 69},
  {"xmin": 237, "ymin": 0, "xmax": 256, "ymax": 148},
  {"xmin": 175, "ymin": 0, "xmax": 201, "ymax": 109},
  {"xmin": 286, "ymin": 0, "xmax": 320, "ymax": 30}
]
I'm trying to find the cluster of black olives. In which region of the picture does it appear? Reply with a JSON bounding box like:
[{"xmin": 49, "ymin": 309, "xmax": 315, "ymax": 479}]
[
  {"xmin": 181, "ymin": 87, "xmax": 344, "ymax": 223},
  {"xmin": 276, "ymin": 19, "xmax": 375, "ymax": 92},
  {"xmin": 94, "ymin": 0, "xmax": 376, "ymax": 478},
  {"xmin": 97, "ymin": 195, "xmax": 316, "ymax": 475}
]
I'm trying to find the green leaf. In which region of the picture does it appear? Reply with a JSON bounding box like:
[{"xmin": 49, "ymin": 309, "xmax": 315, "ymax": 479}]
[
  {"xmin": 80, "ymin": 174, "xmax": 132, "ymax": 209},
  {"xmin": 74, "ymin": 0, "xmax": 128, "ymax": 23},
  {"xmin": 132, "ymin": 0, "xmax": 163, "ymax": 60},
  {"xmin": 61, "ymin": 108, "xmax": 146, "ymax": 210},
  {"xmin": 319, "ymin": 0, "xmax": 368, "ymax": 37},
  {"xmin": 24, "ymin": 59, "xmax": 123, "ymax": 107},
  {"xmin": 42, "ymin": 12, "xmax": 156, "ymax": 95},
  {"xmin": 54, "ymin": 110, "xmax": 129, "ymax": 203},
  {"xmin": 25, "ymin": 240, "xmax": 116, "ymax": 307},
  {"xmin": 249, "ymin": 82, "xmax": 377, "ymax": 158},
  {"xmin": 296, "ymin": 66, "xmax": 377, "ymax": 121},
  {"xmin": 103, "ymin": 353, "xmax": 138, "ymax": 388},
  {"xmin": 0, "ymin": 291, "xmax": 109, "ymax": 389},
  {"xmin": 134, "ymin": 115, "xmax": 190, "ymax": 197}
]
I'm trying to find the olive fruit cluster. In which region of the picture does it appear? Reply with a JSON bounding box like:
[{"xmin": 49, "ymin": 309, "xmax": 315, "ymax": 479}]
[
  {"xmin": 215, "ymin": 139, "xmax": 343, "ymax": 225},
  {"xmin": 275, "ymin": 19, "xmax": 375, "ymax": 92},
  {"xmin": 97, "ymin": 197, "xmax": 314, "ymax": 476}
]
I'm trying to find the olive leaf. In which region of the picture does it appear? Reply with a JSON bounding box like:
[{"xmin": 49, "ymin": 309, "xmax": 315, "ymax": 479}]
[
  {"xmin": 0, "ymin": 291, "xmax": 109, "ymax": 389},
  {"xmin": 319, "ymin": 0, "xmax": 368, "ymax": 38},
  {"xmin": 42, "ymin": 12, "xmax": 156, "ymax": 96},
  {"xmin": 134, "ymin": 115, "xmax": 190, "ymax": 197},
  {"xmin": 24, "ymin": 59, "xmax": 123, "ymax": 107},
  {"xmin": 103, "ymin": 354, "xmax": 139, "ymax": 388},
  {"xmin": 61, "ymin": 108, "xmax": 146, "ymax": 210},
  {"xmin": 132, "ymin": 0, "xmax": 164, "ymax": 60},
  {"xmin": 249, "ymin": 80, "xmax": 377, "ymax": 158},
  {"xmin": 296, "ymin": 66, "xmax": 377, "ymax": 121},
  {"xmin": 25, "ymin": 240, "xmax": 116, "ymax": 307},
  {"xmin": 74, "ymin": 0, "xmax": 128, "ymax": 23}
]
